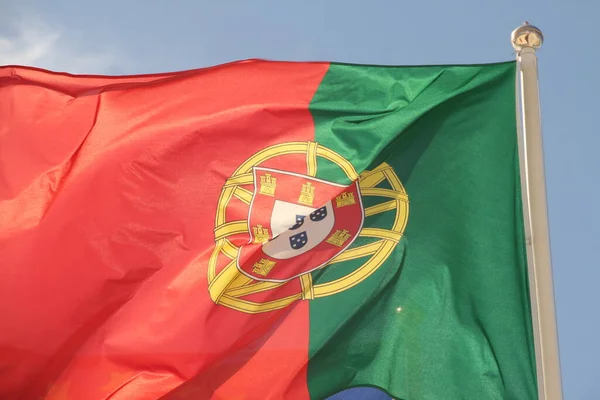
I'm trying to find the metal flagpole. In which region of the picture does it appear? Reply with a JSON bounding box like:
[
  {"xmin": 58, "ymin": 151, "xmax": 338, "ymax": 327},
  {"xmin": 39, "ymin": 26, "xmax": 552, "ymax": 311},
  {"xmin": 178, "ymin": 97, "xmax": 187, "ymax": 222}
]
[{"xmin": 511, "ymin": 23, "xmax": 563, "ymax": 400}]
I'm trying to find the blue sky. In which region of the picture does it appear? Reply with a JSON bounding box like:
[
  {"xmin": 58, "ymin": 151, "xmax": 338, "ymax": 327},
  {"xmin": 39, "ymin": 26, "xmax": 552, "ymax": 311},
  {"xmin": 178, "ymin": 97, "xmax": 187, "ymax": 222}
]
[{"xmin": 2, "ymin": 0, "xmax": 597, "ymax": 398}]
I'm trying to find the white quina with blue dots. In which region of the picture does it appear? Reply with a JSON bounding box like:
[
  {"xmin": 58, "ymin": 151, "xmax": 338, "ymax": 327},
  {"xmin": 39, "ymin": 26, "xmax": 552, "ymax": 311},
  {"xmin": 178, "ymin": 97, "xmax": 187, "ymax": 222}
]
[{"xmin": 262, "ymin": 200, "xmax": 335, "ymax": 259}]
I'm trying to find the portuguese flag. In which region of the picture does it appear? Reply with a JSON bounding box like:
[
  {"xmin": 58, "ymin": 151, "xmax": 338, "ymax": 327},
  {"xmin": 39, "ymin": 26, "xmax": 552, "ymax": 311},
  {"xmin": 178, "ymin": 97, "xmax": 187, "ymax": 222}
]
[{"xmin": 0, "ymin": 60, "xmax": 536, "ymax": 399}]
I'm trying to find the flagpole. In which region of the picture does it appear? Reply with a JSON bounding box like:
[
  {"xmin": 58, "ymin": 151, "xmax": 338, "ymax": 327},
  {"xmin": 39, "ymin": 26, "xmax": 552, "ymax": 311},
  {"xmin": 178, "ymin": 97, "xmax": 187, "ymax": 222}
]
[{"xmin": 511, "ymin": 23, "xmax": 563, "ymax": 400}]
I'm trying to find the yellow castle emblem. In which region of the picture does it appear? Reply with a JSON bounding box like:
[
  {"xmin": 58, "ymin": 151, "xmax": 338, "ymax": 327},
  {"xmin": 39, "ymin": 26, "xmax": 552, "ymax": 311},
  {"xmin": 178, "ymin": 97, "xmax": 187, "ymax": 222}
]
[
  {"xmin": 335, "ymin": 192, "xmax": 356, "ymax": 207},
  {"xmin": 326, "ymin": 229, "xmax": 352, "ymax": 247},
  {"xmin": 252, "ymin": 258, "xmax": 276, "ymax": 277},
  {"xmin": 298, "ymin": 182, "xmax": 315, "ymax": 205},
  {"xmin": 259, "ymin": 173, "xmax": 277, "ymax": 196},
  {"xmin": 252, "ymin": 225, "xmax": 270, "ymax": 243}
]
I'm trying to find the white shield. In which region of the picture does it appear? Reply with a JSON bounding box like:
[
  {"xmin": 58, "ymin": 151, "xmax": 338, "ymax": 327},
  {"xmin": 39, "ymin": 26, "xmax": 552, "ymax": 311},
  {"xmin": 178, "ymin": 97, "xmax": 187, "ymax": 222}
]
[{"xmin": 262, "ymin": 200, "xmax": 335, "ymax": 260}]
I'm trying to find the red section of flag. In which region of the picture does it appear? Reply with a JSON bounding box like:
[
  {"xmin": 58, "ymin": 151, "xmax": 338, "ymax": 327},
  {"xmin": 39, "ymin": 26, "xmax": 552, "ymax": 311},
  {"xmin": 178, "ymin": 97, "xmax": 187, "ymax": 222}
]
[{"xmin": 0, "ymin": 61, "xmax": 329, "ymax": 399}]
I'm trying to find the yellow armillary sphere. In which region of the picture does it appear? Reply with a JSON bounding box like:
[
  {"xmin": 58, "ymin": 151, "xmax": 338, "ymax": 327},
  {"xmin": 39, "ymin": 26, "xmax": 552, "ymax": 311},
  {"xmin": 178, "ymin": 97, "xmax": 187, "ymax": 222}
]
[{"xmin": 208, "ymin": 141, "xmax": 409, "ymax": 313}]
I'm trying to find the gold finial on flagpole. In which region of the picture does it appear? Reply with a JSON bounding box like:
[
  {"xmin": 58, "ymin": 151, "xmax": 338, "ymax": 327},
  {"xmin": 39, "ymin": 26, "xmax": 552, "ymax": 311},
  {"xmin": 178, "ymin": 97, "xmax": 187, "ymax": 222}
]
[{"xmin": 511, "ymin": 22, "xmax": 544, "ymax": 51}]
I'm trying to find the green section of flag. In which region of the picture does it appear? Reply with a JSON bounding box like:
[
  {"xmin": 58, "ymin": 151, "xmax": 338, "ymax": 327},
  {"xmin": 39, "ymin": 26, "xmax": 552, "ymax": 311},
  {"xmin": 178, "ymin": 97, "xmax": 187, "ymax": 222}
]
[{"xmin": 308, "ymin": 61, "xmax": 537, "ymax": 400}]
